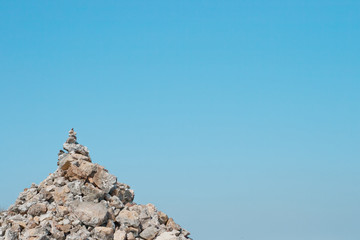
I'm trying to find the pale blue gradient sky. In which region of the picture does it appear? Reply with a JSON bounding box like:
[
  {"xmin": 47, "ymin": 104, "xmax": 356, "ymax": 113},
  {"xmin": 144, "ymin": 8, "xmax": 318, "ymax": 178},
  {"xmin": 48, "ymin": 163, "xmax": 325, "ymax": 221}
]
[{"xmin": 0, "ymin": 1, "xmax": 359, "ymax": 240}]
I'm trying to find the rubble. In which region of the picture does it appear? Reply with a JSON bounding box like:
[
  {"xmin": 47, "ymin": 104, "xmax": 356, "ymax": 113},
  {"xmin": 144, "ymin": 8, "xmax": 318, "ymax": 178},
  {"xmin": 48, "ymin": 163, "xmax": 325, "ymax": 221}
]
[{"xmin": 0, "ymin": 129, "xmax": 191, "ymax": 240}]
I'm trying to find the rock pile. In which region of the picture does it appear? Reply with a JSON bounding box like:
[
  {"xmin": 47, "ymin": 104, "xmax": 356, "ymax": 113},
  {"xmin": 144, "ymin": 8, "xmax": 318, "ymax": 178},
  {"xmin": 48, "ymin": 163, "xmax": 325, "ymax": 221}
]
[{"xmin": 0, "ymin": 129, "xmax": 191, "ymax": 240}]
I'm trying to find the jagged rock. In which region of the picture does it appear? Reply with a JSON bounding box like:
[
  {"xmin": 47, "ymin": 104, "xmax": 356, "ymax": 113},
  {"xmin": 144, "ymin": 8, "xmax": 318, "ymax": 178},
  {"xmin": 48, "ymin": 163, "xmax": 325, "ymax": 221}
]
[
  {"xmin": 4, "ymin": 228, "xmax": 18, "ymax": 240},
  {"xmin": 73, "ymin": 201, "xmax": 108, "ymax": 227},
  {"xmin": 140, "ymin": 226, "xmax": 159, "ymax": 240},
  {"xmin": 52, "ymin": 185, "xmax": 71, "ymax": 204},
  {"xmin": 114, "ymin": 229, "xmax": 126, "ymax": 240},
  {"xmin": 127, "ymin": 232, "xmax": 136, "ymax": 240},
  {"xmin": 93, "ymin": 226, "xmax": 114, "ymax": 239},
  {"xmin": 0, "ymin": 129, "xmax": 191, "ymax": 240},
  {"xmin": 166, "ymin": 218, "xmax": 181, "ymax": 232},
  {"xmin": 92, "ymin": 165, "xmax": 117, "ymax": 194},
  {"xmin": 116, "ymin": 209, "xmax": 140, "ymax": 228},
  {"xmin": 65, "ymin": 160, "xmax": 96, "ymax": 180},
  {"xmin": 27, "ymin": 203, "xmax": 47, "ymax": 216},
  {"xmin": 158, "ymin": 211, "xmax": 169, "ymax": 225},
  {"xmin": 155, "ymin": 231, "xmax": 179, "ymax": 240}
]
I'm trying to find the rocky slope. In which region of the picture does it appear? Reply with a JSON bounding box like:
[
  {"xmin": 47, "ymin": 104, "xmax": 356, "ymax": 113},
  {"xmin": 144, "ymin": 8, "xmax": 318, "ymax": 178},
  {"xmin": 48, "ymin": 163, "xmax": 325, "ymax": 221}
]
[{"xmin": 0, "ymin": 129, "xmax": 191, "ymax": 240}]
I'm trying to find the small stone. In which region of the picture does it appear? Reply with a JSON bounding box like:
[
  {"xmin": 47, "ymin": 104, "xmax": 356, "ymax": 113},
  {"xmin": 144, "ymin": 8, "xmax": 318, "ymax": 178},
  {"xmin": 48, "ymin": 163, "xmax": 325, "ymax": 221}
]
[
  {"xmin": 166, "ymin": 218, "xmax": 181, "ymax": 231},
  {"xmin": 52, "ymin": 186, "xmax": 71, "ymax": 204},
  {"xmin": 81, "ymin": 183, "xmax": 105, "ymax": 202},
  {"xmin": 154, "ymin": 231, "xmax": 179, "ymax": 240},
  {"xmin": 114, "ymin": 230, "xmax": 126, "ymax": 240},
  {"xmin": 4, "ymin": 228, "xmax": 18, "ymax": 240},
  {"xmin": 116, "ymin": 209, "xmax": 140, "ymax": 228},
  {"xmin": 39, "ymin": 212, "xmax": 52, "ymax": 222},
  {"xmin": 18, "ymin": 202, "xmax": 35, "ymax": 214},
  {"xmin": 73, "ymin": 201, "xmax": 108, "ymax": 227},
  {"xmin": 140, "ymin": 226, "xmax": 159, "ymax": 240},
  {"xmin": 92, "ymin": 165, "xmax": 117, "ymax": 194},
  {"xmin": 109, "ymin": 196, "xmax": 124, "ymax": 209},
  {"xmin": 70, "ymin": 153, "xmax": 91, "ymax": 162},
  {"xmin": 56, "ymin": 224, "xmax": 72, "ymax": 233},
  {"xmin": 93, "ymin": 227, "xmax": 114, "ymax": 240},
  {"xmin": 158, "ymin": 211, "xmax": 168, "ymax": 225},
  {"xmin": 127, "ymin": 232, "xmax": 136, "ymax": 240},
  {"xmin": 27, "ymin": 203, "xmax": 47, "ymax": 216},
  {"xmin": 57, "ymin": 206, "xmax": 69, "ymax": 217}
]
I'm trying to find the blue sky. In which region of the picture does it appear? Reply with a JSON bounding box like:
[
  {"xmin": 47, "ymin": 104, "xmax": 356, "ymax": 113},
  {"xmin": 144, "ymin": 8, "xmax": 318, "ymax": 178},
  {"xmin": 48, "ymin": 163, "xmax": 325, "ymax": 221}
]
[{"xmin": 0, "ymin": 1, "xmax": 359, "ymax": 239}]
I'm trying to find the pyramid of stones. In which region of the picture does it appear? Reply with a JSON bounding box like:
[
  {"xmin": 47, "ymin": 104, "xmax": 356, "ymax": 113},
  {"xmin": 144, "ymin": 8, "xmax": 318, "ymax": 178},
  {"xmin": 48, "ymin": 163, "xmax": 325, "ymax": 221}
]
[{"xmin": 0, "ymin": 129, "xmax": 191, "ymax": 240}]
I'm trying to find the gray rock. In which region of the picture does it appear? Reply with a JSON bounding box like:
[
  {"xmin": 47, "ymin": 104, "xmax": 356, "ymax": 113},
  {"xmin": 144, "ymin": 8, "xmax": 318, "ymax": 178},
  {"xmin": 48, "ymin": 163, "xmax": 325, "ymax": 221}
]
[
  {"xmin": 81, "ymin": 183, "xmax": 105, "ymax": 202},
  {"xmin": 140, "ymin": 226, "xmax": 159, "ymax": 240},
  {"xmin": 67, "ymin": 180, "xmax": 83, "ymax": 195},
  {"xmin": 63, "ymin": 143, "xmax": 89, "ymax": 156},
  {"xmin": 73, "ymin": 201, "xmax": 108, "ymax": 227},
  {"xmin": 4, "ymin": 229, "xmax": 18, "ymax": 240},
  {"xmin": 109, "ymin": 196, "xmax": 124, "ymax": 209}
]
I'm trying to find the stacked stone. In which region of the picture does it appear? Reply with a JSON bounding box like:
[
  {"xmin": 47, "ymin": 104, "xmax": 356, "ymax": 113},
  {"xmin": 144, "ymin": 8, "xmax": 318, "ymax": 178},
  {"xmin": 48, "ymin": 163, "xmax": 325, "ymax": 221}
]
[{"xmin": 0, "ymin": 129, "xmax": 191, "ymax": 240}]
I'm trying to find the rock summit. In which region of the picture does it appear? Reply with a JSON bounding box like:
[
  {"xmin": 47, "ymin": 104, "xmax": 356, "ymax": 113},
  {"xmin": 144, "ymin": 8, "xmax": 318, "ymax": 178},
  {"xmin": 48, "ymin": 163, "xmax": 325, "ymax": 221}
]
[{"xmin": 0, "ymin": 129, "xmax": 191, "ymax": 240}]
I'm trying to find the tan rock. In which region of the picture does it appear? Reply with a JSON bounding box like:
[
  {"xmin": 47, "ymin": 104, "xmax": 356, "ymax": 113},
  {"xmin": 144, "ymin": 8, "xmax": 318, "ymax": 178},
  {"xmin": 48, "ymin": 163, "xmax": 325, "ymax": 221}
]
[
  {"xmin": 57, "ymin": 206, "xmax": 69, "ymax": 216},
  {"xmin": 93, "ymin": 165, "xmax": 117, "ymax": 193},
  {"xmin": 58, "ymin": 155, "xmax": 72, "ymax": 171},
  {"xmin": 33, "ymin": 216, "xmax": 40, "ymax": 224},
  {"xmin": 70, "ymin": 153, "xmax": 91, "ymax": 162},
  {"xmin": 127, "ymin": 226, "xmax": 140, "ymax": 235},
  {"xmin": 27, "ymin": 203, "xmax": 47, "ymax": 216},
  {"xmin": 116, "ymin": 209, "xmax": 140, "ymax": 228},
  {"xmin": 127, "ymin": 232, "xmax": 136, "ymax": 240},
  {"xmin": 166, "ymin": 218, "xmax": 181, "ymax": 231},
  {"xmin": 93, "ymin": 226, "xmax": 114, "ymax": 240},
  {"xmin": 65, "ymin": 160, "xmax": 96, "ymax": 180},
  {"xmin": 157, "ymin": 211, "xmax": 168, "ymax": 225},
  {"xmin": 56, "ymin": 224, "xmax": 72, "ymax": 233},
  {"xmin": 53, "ymin": 186, "xmax": 71, "ymax": 204},
  {"xmin": 114, "ymin": 230, "xmax": 126, "ymax": 240},
  {"xmin": 27, "ymin": 219, "xmax": 37, "ymax": 228}
]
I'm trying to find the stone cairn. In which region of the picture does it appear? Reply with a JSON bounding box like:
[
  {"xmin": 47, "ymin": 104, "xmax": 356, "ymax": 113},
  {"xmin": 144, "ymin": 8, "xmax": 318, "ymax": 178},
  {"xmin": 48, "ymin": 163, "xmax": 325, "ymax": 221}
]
[{"xmin": 0, "ymin": 129, "xmax": 191, "ymax": 240}]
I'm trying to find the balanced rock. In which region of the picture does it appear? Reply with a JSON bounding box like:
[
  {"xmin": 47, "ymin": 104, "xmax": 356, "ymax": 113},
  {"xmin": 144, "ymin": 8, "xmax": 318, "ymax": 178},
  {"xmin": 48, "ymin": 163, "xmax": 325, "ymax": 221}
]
[{"xmin": 0, "ymin": 129, "xmax": 191, "ymax": 240}]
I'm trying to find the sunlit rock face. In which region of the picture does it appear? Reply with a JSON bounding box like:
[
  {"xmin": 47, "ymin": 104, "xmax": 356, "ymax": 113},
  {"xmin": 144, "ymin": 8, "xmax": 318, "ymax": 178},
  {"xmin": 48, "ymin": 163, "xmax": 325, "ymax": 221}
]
[{"xmin": 0, "ymin": 129, "xmax": 191, "ymax": 240}]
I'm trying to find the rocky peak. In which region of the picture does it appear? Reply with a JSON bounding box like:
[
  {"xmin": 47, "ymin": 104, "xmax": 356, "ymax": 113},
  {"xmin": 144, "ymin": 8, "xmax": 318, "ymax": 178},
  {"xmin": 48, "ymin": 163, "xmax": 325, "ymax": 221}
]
[{"xmin": 0, "ymin": 129, "xmax": 191, "ymax": 240}]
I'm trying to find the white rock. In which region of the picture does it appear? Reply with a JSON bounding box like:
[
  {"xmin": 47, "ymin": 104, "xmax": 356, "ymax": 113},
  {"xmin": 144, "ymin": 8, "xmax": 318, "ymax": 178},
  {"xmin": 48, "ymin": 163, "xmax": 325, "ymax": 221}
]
[{"xmin": 155, "ymin": 231, "xmax": 179, "ymax": 240}]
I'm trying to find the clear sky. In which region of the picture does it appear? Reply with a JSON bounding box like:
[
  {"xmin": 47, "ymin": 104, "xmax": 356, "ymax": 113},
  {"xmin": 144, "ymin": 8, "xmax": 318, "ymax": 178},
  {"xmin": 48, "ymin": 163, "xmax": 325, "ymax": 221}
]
[{"xmin": 0, "ymin": 1, "xmax": 359, "ymax": 240}]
